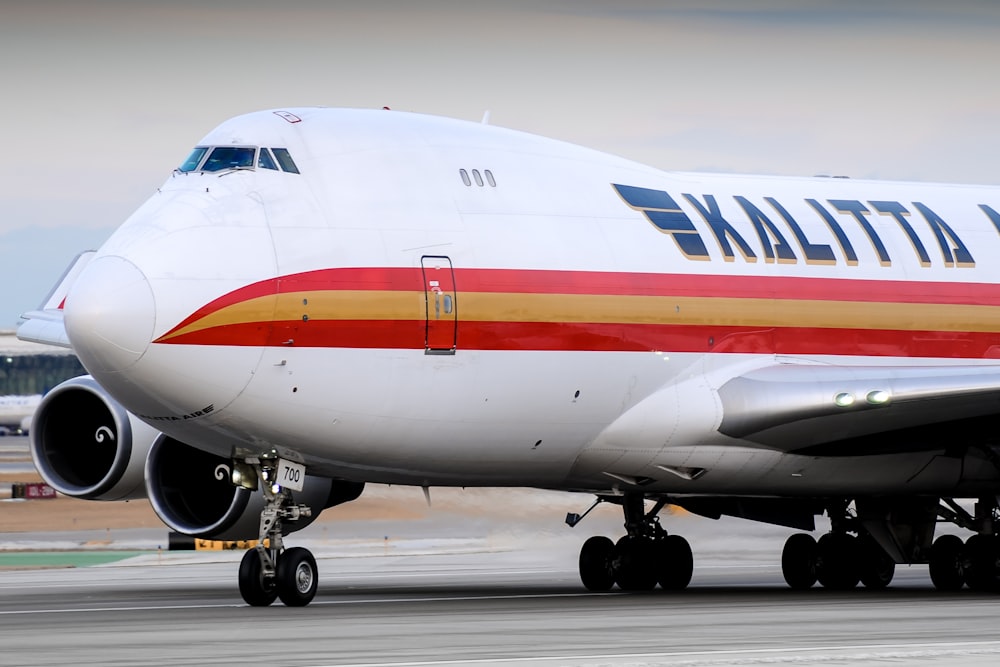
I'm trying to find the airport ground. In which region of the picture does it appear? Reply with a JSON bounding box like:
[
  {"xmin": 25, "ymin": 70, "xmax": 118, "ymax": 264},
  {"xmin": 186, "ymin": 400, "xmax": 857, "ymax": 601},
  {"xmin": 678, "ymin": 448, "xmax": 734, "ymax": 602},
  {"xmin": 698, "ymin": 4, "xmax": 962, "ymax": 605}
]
[{"xmin": 3, "ymin": 436, "xmax": 1000, "ymax": 666}]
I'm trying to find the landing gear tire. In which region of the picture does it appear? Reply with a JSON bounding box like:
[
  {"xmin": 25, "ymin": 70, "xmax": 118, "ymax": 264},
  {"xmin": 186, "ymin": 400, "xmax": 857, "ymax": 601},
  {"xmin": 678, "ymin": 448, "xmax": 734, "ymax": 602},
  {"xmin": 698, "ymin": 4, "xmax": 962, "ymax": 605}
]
[
  {"xmin": 781, "ymin": 533, "xmax": 818, "ymax": 590},
  {"xmin": 276, "ymin": 547, "xmax": 318, "ymax": 607},
  {"xmin": 964, "ymin": 534, "xmax": 999, "ymax": 592},
  {"xmin": 858, "ymin": 536, "xmax": 894, "ymax": 590},
  {"xmin": 579, "ymin": 536, "xmax": 616, "ymax": 592},
  {"xmin": 655, "ymin": 534, "xmax": 693, "ymax": 590},
  {"xmin": 929, "ymin": 534, "xmax": 965, "ymax": 591},
  {"xmin": 816, "ymin": 533, "xmax": 860, "ymax": 590},
  {"xmin": 239, "ymin": 549, "xmax": 277, "ymax": 607},
  {"xmin": 614, "ymin": 536, "xmax": 657, "ymax": 591}
]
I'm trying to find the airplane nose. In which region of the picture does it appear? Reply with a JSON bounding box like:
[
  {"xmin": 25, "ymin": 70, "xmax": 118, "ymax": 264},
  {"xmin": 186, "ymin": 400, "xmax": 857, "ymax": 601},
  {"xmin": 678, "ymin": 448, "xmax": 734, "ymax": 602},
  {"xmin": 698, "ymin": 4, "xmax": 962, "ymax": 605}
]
[{"xmin": 64, "ymin": 255, "xmax": 155, "ymax": 374}]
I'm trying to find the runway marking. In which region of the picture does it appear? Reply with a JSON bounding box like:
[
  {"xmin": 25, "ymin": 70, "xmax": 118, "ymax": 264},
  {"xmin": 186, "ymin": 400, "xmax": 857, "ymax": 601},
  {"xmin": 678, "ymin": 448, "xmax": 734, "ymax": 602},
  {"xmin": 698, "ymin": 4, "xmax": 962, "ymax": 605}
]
[
  {"xmin": 0, "ymin": 591, "xmax": 604, "ymax": 616},
  {"xmin": 319, "ymin": 569, "xmax": 565, "ymax": 581},
  {"xmin": 308, "ymin": 640, "xmax": 1000, "ymax": 666},
  {"xmin": 314, "ymin": 592, "xmax": 602, "ymax": 606},
  {"xmin": 0, "ymin": 603, "xmax": 243, "ymax": 615}
]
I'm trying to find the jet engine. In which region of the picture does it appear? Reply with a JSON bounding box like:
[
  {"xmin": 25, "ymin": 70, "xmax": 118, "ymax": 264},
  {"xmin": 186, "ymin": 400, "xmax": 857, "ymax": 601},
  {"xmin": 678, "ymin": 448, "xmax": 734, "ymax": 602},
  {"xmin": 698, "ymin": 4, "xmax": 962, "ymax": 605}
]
[
  {"xmin": 145, "ymin": 435, "xmax": 364, "ymax": 541},
  {"xmin": 29, "ymin": 375, "xmax": 159, "ymax": 500},
  {"xmin": 31, "ymin": 376, "xmax": 364, "ymax": 540}
]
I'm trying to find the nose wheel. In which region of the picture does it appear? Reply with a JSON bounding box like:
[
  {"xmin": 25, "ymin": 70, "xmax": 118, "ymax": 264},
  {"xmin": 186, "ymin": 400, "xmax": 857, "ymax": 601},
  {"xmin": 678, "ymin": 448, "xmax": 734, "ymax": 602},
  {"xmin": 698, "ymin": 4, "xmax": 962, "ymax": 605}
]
[
  {"xmin": 238, "ymin": 548, "xmax": 278, "ymax": 606},
  {"xmin": 233, "ymin": 455, "xmax": 318, "ymax": 607},
  {"xmin": 276, "ymin": 547, "xmax": 318, "ymax": 606}
]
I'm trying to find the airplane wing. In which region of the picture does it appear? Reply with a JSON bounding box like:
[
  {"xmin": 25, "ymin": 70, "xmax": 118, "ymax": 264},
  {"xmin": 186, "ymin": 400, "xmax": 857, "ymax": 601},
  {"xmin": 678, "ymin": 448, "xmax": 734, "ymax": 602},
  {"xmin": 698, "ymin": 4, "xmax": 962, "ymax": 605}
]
[
  {"xmin": 717, "ymin": 362, "xmax": 1000, "ymax": 453},
  {"xmin": 16, "ymin": 251, "xmax": 95, "ymax": 349}
]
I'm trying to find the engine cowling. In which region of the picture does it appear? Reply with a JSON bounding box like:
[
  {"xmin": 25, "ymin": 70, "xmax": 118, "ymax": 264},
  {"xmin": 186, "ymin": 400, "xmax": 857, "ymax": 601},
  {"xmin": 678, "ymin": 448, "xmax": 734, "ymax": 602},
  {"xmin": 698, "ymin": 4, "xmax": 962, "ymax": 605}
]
[
  {"xmin": 31, "ymin": 375, "xmax": 365, "ymax": 538},
  {"xmin": 145, "ymin": 435, "xmax": 364, "ymax": 540},
  {"xmin": 29, "ymin": 375, "xmax": 160, "ymax": 500}
]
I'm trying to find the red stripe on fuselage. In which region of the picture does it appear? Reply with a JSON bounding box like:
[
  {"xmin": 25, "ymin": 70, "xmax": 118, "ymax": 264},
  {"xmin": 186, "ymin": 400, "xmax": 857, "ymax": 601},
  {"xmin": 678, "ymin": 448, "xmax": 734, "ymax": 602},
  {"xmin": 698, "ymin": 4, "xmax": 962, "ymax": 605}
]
[
  {"xmin": 176, "ymin": 267, "xmax": 1000, "ymax": 318},
  {"xmin": 156, "ymin": 318, "xmax": 1000, "ymax": 359},
  {"xmin": 156, "ymin": 267, "xmax": 1000, "ymax": 358}
]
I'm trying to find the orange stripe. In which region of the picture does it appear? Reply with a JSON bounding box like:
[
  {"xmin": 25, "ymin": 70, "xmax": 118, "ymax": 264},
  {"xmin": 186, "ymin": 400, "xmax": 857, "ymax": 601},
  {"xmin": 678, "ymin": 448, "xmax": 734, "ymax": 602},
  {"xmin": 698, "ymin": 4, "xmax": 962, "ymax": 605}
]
[{"xmin": 156, "ymin": 290, "xmax": 1000, "ymax": 343}]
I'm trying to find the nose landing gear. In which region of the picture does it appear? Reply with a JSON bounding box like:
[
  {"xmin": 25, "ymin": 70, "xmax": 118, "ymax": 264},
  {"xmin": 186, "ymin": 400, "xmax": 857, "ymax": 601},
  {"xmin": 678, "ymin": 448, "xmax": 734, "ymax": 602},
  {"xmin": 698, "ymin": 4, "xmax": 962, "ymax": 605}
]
[{"xmin": 233, "ymin": 455, "xmax": 317, "ymax": 607}]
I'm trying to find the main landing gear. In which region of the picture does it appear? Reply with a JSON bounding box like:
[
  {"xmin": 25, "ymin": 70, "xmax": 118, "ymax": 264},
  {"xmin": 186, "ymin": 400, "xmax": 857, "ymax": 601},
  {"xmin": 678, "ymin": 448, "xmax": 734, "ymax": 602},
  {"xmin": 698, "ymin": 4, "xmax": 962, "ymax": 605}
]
[
  {"xmin": 569, "ymin": 494, "xmax": 693, "ymax": 592},
  {"xmin": 780, "ymin": 501, "xmax": 895, "ymax": 591},
  {"xmin": 571, "ymin": 493, "xmax": 1000, "ymax": 594},
  {"xmin": 930, "ymin": 496, "xmax": 1000, "ymax": 592},
  {"xmin": 235, "ymin": 455, "xmax": 318, "ymax": 607},
  {"xmin": 780, "ymin": 496, "xmax": 1000, "ymax": 592},
  {"xmin": 780, "ymin": 531, "xmax": 895, "ymax": 590}
]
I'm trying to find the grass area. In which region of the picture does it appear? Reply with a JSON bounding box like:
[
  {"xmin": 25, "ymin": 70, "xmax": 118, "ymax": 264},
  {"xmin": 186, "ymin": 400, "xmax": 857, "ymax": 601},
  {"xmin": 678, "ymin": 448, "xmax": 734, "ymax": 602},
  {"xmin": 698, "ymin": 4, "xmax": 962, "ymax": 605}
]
[{"xmin": 0, "ymin": 551, "xmax": 149, "ymax": 569}]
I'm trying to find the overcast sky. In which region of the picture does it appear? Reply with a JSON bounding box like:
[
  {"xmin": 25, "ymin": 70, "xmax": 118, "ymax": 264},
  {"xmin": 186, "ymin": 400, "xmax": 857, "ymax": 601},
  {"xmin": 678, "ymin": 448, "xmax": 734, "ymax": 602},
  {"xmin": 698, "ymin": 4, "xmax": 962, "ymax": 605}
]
[{"xmin": 2, "ymin": 1, "xmax": 998, "ymax": 327}]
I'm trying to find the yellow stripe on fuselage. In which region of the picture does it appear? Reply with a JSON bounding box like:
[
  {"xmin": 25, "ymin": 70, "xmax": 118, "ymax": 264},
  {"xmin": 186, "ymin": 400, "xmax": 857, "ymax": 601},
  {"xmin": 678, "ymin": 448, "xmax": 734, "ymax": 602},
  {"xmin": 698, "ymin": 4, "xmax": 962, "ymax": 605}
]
[{"xmin": 156, "ymin": 290, "xmax": 1000, "ymax": 342}]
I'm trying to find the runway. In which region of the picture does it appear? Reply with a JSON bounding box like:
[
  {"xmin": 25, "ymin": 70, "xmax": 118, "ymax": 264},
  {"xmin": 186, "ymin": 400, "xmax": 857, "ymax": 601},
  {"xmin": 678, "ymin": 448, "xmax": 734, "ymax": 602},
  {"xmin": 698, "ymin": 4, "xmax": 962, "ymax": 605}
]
[{"xmin": 2, "ymin": 530, "xmax": 1000, "ymax": 667}]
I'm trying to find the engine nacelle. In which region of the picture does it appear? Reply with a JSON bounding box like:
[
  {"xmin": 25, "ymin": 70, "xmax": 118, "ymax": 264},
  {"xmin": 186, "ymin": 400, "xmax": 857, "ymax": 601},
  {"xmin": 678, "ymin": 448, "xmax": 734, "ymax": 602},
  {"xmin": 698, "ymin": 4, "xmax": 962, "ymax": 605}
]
[
  {"xmin": 30, "ymin": 375, "xmax": 160, "ymax": 500},
  {"xmin": 145, "ymin": 435, "xmax": 364, "ymax": 540}
]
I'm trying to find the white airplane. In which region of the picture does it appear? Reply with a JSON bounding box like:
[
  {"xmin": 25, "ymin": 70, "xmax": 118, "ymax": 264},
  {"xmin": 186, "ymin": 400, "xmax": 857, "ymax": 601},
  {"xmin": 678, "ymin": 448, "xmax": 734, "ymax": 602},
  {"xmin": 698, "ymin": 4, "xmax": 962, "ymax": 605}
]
[
  {"xmin": 0, "ymin": 394, "xmax": 40, "ymax": 434},
  {"xmin": 17, "ymin": 107, "xmax": 1000, "ymax": 606}
]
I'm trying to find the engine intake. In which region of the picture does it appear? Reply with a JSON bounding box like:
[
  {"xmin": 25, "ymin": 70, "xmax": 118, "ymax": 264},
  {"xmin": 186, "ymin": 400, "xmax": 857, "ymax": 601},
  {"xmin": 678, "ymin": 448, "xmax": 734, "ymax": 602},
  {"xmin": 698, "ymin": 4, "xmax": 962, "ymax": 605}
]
[
  {"xmin": 29, "ymin": 375, "xmax": 159, "ymax": 500},
  {"xmin": 146, "ymin": 435, "xmax": 363, "ymax": 540}
]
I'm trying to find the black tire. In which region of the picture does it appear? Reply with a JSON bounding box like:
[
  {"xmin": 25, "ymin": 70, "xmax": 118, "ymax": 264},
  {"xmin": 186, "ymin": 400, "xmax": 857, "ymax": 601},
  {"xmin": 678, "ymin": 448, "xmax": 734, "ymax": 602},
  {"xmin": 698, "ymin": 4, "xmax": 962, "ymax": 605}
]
[
  {"xmin": 655, "ymin": 534, "xmax": 693, "ymax": 590},
  {"xmin": 579, "ymin": 536, "xmax": 616, "ymax": 592},
  {"xmin": 238, "ymin": 549, "xmax": 277, "ymax": 607},
  {"xmin": 964, "ymin": 534, "xmax": 999, "ymax": 592},
  {"xmin": 781, "ymin": 533, "xmax": 818, "ymax": 590},
  {"xmin": 929, "ymin": 534, "xmax": 965, "ymax": 591},
  {"xmin": 614, "ymin": 536, "xmax": 657, "ymax": 591},
  {"xmin": 858, "ymin": 535, "xmax": 895, "ymax": 590},
  {"xmin": 276, "ymin": 547, "xmax": 318, "ymax": 607},
  {"xmin": 816, "ymin": 533, "xmax": 860, "ymax": 590}
]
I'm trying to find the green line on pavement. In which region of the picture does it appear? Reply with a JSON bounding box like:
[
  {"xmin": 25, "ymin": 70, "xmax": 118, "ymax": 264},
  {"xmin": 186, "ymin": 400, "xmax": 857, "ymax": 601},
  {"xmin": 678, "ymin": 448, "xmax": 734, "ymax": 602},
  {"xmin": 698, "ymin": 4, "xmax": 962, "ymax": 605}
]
[{"xmin": 0, "ymin": 551, "xmax": 148, "ymax": 568}]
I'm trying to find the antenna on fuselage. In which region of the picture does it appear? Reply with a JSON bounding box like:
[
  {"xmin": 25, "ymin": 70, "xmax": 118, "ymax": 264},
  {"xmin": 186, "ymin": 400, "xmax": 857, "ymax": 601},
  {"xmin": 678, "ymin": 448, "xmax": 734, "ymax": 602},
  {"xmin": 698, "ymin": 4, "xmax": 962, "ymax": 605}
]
[{"xmin": 481, "ymin": 110, "xmax": 491, "ymax": 125}]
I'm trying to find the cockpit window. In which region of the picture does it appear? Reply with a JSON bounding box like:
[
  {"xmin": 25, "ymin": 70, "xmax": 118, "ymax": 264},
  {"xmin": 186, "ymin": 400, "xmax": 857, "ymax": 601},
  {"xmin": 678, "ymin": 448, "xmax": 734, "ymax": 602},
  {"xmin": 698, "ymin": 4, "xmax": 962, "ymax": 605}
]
[
  {"xmin": 271, "ymin": 148, "xmax": 300, "ymax": 174},
  {"xmin": 178, "ymin": 147, "xmax": 209, "ymax": 172},
  {"xmin": 176, "ymin": 146, "xmax": 300, "ymax": 174},
  {"xmin": 257, "ymin": 148, "xmax": 278, "ymax": 170},
  {"xmin": 202, "ymin": 147, "xmax": 255, "ymax": 172}
]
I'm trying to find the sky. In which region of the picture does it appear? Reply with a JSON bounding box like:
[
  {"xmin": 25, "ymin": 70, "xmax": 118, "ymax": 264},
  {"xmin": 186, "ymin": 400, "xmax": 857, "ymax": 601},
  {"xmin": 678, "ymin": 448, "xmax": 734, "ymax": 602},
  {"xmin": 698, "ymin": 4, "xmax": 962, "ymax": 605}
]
[{"xmin": 1, "ymin": 0, "xmax": 999, "ymax": 327}]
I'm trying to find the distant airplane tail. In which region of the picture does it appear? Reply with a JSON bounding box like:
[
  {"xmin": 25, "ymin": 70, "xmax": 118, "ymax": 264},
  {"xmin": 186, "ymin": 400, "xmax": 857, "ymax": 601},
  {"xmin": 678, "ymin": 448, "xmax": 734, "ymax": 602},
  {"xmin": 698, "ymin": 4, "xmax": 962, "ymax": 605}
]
[{"xmin": 16, "ymin": 250, "xmax": 95, "ymax": 349}]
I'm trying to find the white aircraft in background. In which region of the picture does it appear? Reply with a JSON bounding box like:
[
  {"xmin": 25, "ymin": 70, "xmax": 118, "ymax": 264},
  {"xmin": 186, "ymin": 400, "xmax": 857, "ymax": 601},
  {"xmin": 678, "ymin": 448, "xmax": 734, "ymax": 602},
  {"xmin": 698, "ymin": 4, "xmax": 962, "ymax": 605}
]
[
  {"xmin": 17, "ymin": 107, "xmax": 1000, "ymax": 606},
  {"xmin": 0, "ymin": 394, "xmax": 40, "ymax": 435}
]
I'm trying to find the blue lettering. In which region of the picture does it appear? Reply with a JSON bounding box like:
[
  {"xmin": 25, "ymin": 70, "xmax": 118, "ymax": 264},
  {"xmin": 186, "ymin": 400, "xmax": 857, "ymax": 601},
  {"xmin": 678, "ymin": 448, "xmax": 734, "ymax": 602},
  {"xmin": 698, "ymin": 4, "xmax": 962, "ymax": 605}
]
[
  {"xmin": 870, "ymin": 200, "xmax": 930, "ymax": 267},
  {"xmin": 829, "ymin": 199, "xmax": 891, "ymax": 267},
  {"xmin": 683, "ymin": 194, "xmax": 757, "ymax": 262},
  {"xmin": 806, "ymin": 198, "xmax": 858, "ymax": 265},
  {"xmin": 913, "ymin": 202, "xmax": 974, "ymax": 268},
  {"xmin": 766, "ymin": 197, "xmax": 836, "ymax": 265},
  {"xmin": 734, "ymin": 196, "xmax": 797, "ymax": 264}
]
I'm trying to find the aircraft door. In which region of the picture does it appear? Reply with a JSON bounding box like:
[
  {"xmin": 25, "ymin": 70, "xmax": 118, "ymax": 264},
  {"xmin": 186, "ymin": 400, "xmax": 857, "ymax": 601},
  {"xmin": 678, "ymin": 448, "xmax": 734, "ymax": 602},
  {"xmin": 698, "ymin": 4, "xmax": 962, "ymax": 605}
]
[{"xmin": 420, "ymin": 255, "xmax": 457, "ymax": 354}]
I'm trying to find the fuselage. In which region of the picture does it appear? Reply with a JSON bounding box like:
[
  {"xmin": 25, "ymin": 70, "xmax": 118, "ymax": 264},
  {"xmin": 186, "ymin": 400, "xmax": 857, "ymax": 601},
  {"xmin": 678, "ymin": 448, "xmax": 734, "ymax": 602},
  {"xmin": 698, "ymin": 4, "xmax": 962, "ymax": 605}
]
[
  {"xmin": 0, "ymin": 394, "xmax": 40, "ymax": 431},
  {"xmin": 61, "ymin": 108, "xmax": 1000, "ymax": 496}
]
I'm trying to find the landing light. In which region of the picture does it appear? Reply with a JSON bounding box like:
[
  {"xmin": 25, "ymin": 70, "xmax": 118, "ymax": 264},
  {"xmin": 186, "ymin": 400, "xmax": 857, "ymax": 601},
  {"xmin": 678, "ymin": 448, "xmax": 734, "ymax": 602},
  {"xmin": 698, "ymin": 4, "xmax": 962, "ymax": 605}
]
[
  {"xmin": 866, "ymin": 390, "xmax": 891, "ymax": 405},
  {"xmin": 231, "ymin": 461, "xmax": 258, "ymax": 490},
  {"xmin": 833, "ymin": 392, "xmax": 855, "ymax": 407}
]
